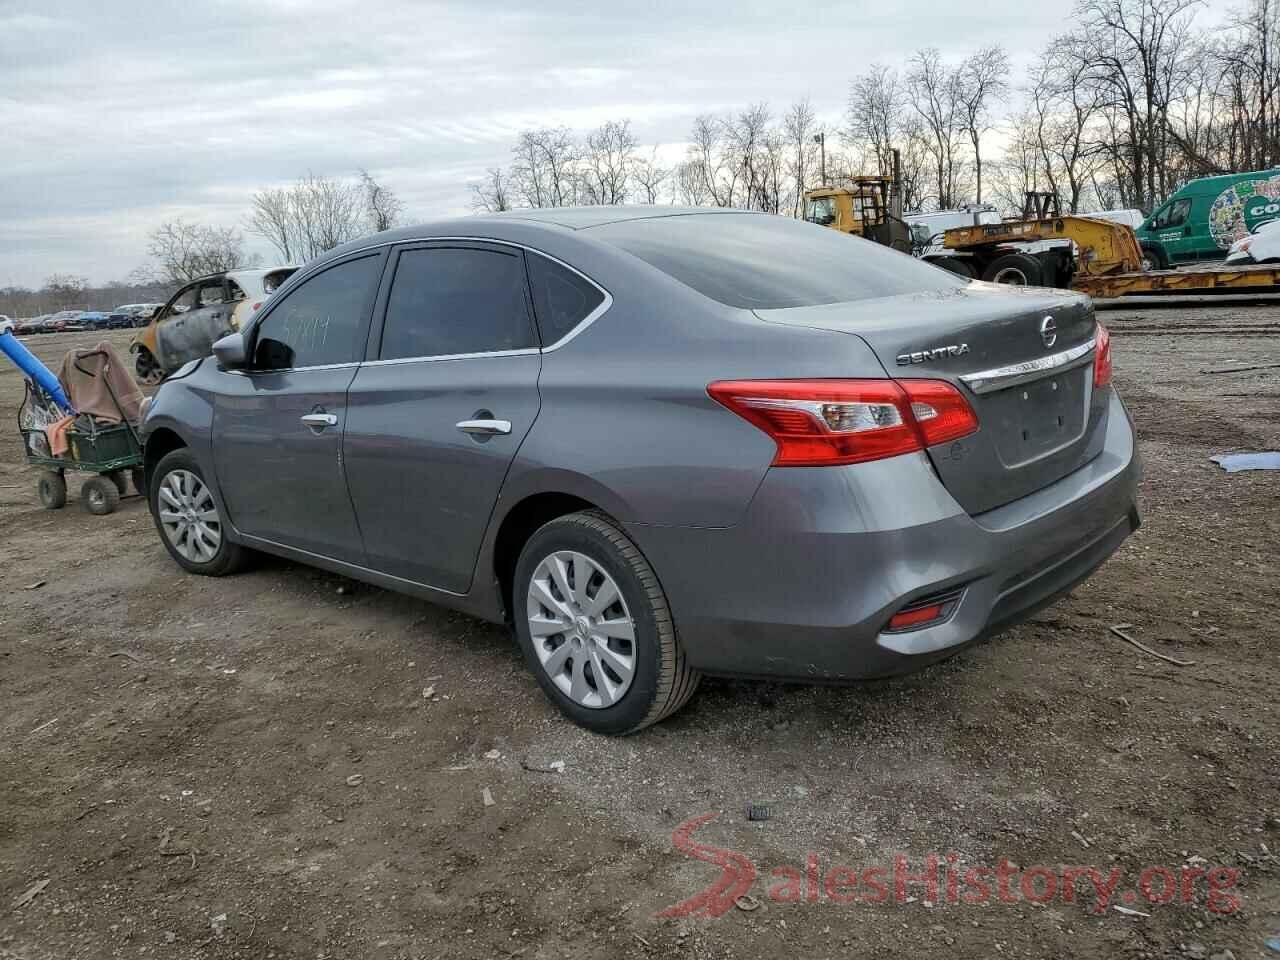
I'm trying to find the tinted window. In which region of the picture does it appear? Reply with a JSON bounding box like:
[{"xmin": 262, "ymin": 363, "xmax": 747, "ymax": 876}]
[
  {"xmin": 254, "ymin": 255, "xmax": 382, "ymax": 369},
  {"xmin": 527, "ymin": 253, "xmax": 605, "ymax": 344},
  {"xmin": 589, "ymin": 212, "xmax": 961, "ymax": 309},
  {"xmin": 380, "ymin": 247, "xmax": 536, "ymax": 359}
]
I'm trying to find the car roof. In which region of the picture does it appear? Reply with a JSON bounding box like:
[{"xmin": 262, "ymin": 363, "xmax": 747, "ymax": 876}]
[{"xmin": 294, "ymin": 206, "xmax": 764, "ymax": 279}]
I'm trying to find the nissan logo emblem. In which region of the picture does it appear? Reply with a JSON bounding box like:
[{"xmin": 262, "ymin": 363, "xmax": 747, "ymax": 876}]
[{"xmin": 1040, "ymin": 316, "xmax": 1058, "ymax": 349}]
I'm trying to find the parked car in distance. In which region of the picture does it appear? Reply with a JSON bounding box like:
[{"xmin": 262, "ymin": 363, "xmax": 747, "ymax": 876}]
[
  {"xmin": 1225, "ymin": 218, "xmax": 1280, "ymax": 265},
  {"xmin": 0, "ymin": 315, "xmax": 12, "ymax": 335},
  {"xmin": 79, "ymin": 311, "xmax": 111, "ymax": 330},
  {"xmin": 114, "ymin": 303, "xmax": 164, "ymax": 327},
  {"xmin": 17, "ymin": 316, "xmax": 47, "ymax": 335},
  {"xmin": 140, "ymin": 208, "xmax": 1140, "ymax": 734},
  {"xmin": 131, "ymin": 268, "xmax": 297, "ymax": 383}
]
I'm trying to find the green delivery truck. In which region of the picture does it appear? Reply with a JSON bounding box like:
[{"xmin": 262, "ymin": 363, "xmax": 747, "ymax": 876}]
[{"xmin": 1136, "ymin": 168, "xmax": 1280, "ymax": 269}]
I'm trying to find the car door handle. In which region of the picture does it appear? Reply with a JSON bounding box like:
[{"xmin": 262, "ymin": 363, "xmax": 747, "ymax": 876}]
[
  {"xmin": 456, "ymin": 419, "xmax": 512, "ymax": 436},
  {"xmin": 301, "ymin": 413, "xmax": 338, "ymax": 427}
]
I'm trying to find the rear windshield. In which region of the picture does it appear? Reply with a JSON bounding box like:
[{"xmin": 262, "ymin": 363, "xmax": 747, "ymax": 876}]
[{"xmin": 587, "ymin": 212, "xmax": 961, "ymax": 309}]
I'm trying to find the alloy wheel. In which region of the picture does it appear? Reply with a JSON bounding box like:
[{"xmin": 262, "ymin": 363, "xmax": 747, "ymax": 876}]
[{"xmin": 526, "ymin": 551, "xmax": 637, "ymax": 709}]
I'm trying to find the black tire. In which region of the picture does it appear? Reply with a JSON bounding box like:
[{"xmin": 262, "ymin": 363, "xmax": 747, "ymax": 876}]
[
  {"xmin": 149, "ymin": 448, "xmax": 249, "ymax": 576},
  {"xmin": 1139, "ymin": 242, "xmax": 1169, "ymax": 272},
  {"xmin": 932, "ymin": 257, "xmax": 977, "ymax": 279},
  {"xmin": 134, "ymin": 348, "xmax": 164, "ymax": 385},
  {"xmin": 130, "ymin": 467, "xmax": 147, "ymax": 497},
  {"xmin": 109, "ymin": 471, "xmax": 128, "ymax": 495},
  {"xmin": 37, "ymin": 471, "xmax": 67, "ymax": 510},
  {"xmin": 512, "ymin": 510, "xmax": 701, "ymax": 735},
  {"xmin": 81, "ymin": 476, "xmax": 120, "ymax": 516},
  {"xmin": 982, "ymin": 252, "xmax": 1044, "ymax": 286}
]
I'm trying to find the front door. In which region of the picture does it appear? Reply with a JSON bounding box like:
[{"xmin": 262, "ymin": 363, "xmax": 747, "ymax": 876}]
[
  {"xmin": 158, "ymin": 277, "xmax": 234, "ymax": 369},
  {"xmin": 1148, "ymin": 197, "xmax": 1196, "ymax": 263},
  {"xmin": 344, "ymin": 242, "xmax": 543, "ymax": 593},
  {"xmin": 211, "ymin": 251, "xmax": 386, "ymax": 563}
]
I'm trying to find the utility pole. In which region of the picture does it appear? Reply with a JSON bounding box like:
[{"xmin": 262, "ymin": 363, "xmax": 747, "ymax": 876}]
[{"xmin": 813, "ymin": 131, "xmax": 827, "ymax": 186}]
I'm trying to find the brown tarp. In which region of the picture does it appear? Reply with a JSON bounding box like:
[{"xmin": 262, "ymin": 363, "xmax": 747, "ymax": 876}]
[{"xmin": 57, "ymin": 342, "xmax": 144, "ymax": 424}]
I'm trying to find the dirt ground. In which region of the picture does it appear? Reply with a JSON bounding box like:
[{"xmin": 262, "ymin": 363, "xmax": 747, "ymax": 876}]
[{"xmin": 1, "ymin": 312, "xmax": 1276, "ymax": 960}]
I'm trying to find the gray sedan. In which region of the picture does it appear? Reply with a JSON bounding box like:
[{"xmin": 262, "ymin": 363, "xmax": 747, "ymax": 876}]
[{"xmin": 140, "ymin": 207, "xmax": 1140, "ymax": 734}]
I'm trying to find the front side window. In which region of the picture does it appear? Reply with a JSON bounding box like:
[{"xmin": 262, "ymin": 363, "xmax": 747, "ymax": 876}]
[
  {"xmin": 526, "ymin": 253, "xmax": 605, "ymax": 345},
  {"xmin": 1150, "ymin": 198, "xmax": 1191, "ymax": 230},
  {"xmin": 163, "ymin": 284, "xmax": 199, "ymax": 319},
  {"xmin": 379, "ymin": 247, "xmax": 536, "ymax": 360},
  {"xmin": 198, "ymin": 280, "xmax": 226, "ymax": 307},
  {"xmin": 253, "ymin": 255, "xmax": 383, "ymax": 369}
]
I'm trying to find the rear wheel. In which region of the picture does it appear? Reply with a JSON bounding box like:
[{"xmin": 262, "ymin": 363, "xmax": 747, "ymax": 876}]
[
  {"xmin": 513, "ymin": 510, "xmax": 700, "ymax": 735},
  {"xmin": 150, "ymin": 449, "xmax": 248, "ymax": 575},
  {"xmin": 81, "ymin": 476, "xmax": 120, "ymax": 516},
  {"xmin": 37, "ymin": 471, "xmax": 66, "ymax": 509},
  {"xmin": 982, "ymin": 253, "xmax": 1043, "ymax": 286}
]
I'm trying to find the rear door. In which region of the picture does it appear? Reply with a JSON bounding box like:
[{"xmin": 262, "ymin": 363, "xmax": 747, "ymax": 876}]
[{"xmin": 343, "ymin": 241, "xmax": 542, "ymax": 593}]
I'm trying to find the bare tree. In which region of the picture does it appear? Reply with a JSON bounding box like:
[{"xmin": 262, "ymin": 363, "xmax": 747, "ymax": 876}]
[
  {"xmin": 582, "ymin": 120, "xmax": 637, "ymax": 205},
  {"xmin": 360, "ymin": 169, "xmax": 403, "ymax": 232},
  {"xmin": 784, "ymin": 99, "xmax": 818, "ymax": 216},
  {"xmin": 247, "ymin": 187, "xmax": 296, "ymax": 262},
  {"xmin": 632, "ymin": 148, "xmax": 670, "ymax": 204},
  {"xmin": 43, "ymin": 274, "xmax": 89, "ymax": 310},
  {"xmin": 248, "ymin": 173, "xmax": 368, "ymax": 262},
  {"xmin": 957, "ymin": 45, "xmax": 1010, "ymax": 204},
  {"xmin": 470, "ymin": 167, "xmax": 513, "ymax": 212},
  {"xmin": 687, "ymin": 114, "xmax": 740, "ymax": 207},
  {"xmin": 1069, "ymin": 0, "xmax": 1204, "ymax": 209},
  {"xmin": 675, "ymin": 158, "xmax": 711, "ymax": 205},
  {"xmin": 148, "ymin": 220, "xmax": 258, "ymax": 283},
  {"xmin": 846, "ymin": 64, "xmax": 908, "ymax": 176},
  {"xmin": 907, "ymin": 48, "xmax": 967, "ymax": 209},
  {"xmin": 511, "ymin": 127, "xmax": 580, "ymax": 207}
]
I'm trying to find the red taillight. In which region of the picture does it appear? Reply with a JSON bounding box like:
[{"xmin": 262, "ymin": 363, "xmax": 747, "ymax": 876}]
[
  {"xmin": 1093, "ymin": 323, "xmax": 1112, "ymax": 387},
  {"xmin": 252, "ymin": 301, "xmax": 262, "ymax": 311},
  {"xmin": 707, "ymin": 378, "xmax": 978, "ymax": 467}
]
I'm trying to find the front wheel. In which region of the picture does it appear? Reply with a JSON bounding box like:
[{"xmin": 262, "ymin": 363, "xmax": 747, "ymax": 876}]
[
  {"xmin": 513, "ymin": 511, "xmax": 700, "ymax": 735},
  {"xmin": 1139, "ymin": 242, "xmax": 1169, "ymax": 272},
  {"xmin": 134, "ymin": 348, "xmax": 164, "ymax": 386},
  {"xmin": 149, "ymin": 449, "xmax": 248, "ymax": 575}
]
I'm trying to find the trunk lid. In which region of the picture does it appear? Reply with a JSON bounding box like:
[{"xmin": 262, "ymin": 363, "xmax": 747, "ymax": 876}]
[{"xmin": 756, "ymin": 284, "xmax": 1108, "ymax": 514}]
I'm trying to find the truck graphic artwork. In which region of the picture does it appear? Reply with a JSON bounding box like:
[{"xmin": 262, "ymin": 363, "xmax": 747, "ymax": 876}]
[{"xmin": 1208, "ymin": 175, "xmax": 1280, "ymax": 249}]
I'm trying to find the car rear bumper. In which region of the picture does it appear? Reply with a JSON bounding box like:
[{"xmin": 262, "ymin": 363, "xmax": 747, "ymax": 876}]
[{"xmin": 626, "ymin": 389, "xmax": 1140, "ymax": 681}]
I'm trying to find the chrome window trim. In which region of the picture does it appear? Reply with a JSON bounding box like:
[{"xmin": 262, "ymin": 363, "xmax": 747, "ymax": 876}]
[
  {"xmin": 364, "ymin": 347, "xmax": 540, "ymax": 367},
  {"xmin": 269, "ymin": 235, "xmax": 614, "ymax": 364},
  {"xmin": 960, "ymin": 337, "xmax": 1096, "ymax": 394}
]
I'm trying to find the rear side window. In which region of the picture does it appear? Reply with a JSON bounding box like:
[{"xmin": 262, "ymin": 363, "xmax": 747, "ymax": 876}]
[
  {"xmin": 253, "ymin": 254, "xmax": 383, "ymax": 369},
  {"xmin": 589, "ymin": 212, "xmax": 961, "ymax": 309},
  {"xmin": 380, "ymin": 247, "xmax": 536, "ymax": 360},
  {"xmin": 526, "ymin": 253, "xmax": 605, "ymax": 344}
]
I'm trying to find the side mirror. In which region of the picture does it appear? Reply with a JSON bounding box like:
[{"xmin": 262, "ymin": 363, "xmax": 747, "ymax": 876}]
[{"xmin": 212, "ymin": 332, "xmax": 247, "ymax": 369}]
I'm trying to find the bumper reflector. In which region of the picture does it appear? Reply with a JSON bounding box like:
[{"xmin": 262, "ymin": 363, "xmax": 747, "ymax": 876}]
[{"xmin": 884, "ymin": 588, "xmax": 965, "ymax": 633}]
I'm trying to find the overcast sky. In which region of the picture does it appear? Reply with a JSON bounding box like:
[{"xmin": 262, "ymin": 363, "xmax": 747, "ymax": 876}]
[{"xmin": 0, "ymin": 0, "xmax": 1223, "ymax": 289}]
